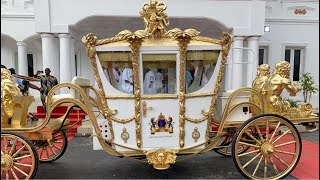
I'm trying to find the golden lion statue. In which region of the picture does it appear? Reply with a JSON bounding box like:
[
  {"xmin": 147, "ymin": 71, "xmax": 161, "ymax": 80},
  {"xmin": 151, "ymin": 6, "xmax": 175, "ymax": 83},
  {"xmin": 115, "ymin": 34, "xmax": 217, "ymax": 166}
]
[{"xmin": 1, "ymin": 68, "xmax": 21, "ymax": 125}]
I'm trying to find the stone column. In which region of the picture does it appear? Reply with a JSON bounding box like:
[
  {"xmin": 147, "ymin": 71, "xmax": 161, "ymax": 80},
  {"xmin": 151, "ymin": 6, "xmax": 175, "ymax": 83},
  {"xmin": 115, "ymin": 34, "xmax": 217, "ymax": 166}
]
[
  {"xmin": 40, "ymin": 33, "xmax": 60, "ymax": 81},
  {"xmin": 16, "ymin": 41, "xmax": 28, "ymax": 76},
  {"xmin": 59, "ymin": 33, "xmax": 72, "ymax": 86},
  {"xmin": 247, "ymin": 36, "xmax": 260, "ymax": 87},
  {"xmin": 231, "ymin": 36, "xmax": 244, "ymax": 90}
]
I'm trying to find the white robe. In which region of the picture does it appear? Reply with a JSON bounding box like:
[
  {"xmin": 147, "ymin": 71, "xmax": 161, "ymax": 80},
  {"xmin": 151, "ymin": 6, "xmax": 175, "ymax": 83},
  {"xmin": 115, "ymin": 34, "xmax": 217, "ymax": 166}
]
[
  {"xmin": 144, "ymin": 70, "xmax": 156, "ymax": 94},
  {"xmin": 103, "ymin": 69, "xmax": 110, "ymax": 82},
  {"xmin": 119, "ymin": 68, "xmax": 133, "ymax": 93},
  {"xmin": 155, "ymin": 72, "xmax": 163, "ymax": 93},
  {"xmin": 112, "ymin": 68, "xmax": 120, "ymax": 83}
]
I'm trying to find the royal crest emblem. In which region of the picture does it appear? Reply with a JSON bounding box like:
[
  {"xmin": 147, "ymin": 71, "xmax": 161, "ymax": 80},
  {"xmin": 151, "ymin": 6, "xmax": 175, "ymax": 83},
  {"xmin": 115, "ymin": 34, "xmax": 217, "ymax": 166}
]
[{"xmin": 150, "ymin": 113, "xmax": 174, "ymax": 134}]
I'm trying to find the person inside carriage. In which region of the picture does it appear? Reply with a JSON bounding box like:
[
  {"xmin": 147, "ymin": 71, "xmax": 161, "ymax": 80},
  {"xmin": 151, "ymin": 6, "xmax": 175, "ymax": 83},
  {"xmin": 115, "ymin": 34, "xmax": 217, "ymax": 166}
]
[
  {"xmin": 155, "ymin": 69, "xmax": 164, "ymax": 93},
  {"xmin": 144, "ymin": 68, "xmax": 156, "ymax": 94},
  {"xmin": 119, "ymin": 64, "xmax": 133, "ymax": 94}
]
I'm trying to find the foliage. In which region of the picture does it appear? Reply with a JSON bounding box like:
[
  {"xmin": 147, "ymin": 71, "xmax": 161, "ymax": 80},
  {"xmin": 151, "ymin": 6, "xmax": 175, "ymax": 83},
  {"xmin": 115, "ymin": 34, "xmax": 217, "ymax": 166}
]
[
  {"xmin": 284, "ymin": 98, "xmax": 302, "ymax": 108},
  {"xmin": 299, "ymin": 72, "xmax": 319, "ymax": 103}
]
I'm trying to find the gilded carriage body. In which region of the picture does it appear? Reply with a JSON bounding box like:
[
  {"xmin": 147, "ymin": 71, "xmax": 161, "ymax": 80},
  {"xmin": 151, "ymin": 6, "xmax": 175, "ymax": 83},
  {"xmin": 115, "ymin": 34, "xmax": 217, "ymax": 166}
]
[{"xmin": 1, "ymin": 1, "xmax": 319, "ymax": 179}]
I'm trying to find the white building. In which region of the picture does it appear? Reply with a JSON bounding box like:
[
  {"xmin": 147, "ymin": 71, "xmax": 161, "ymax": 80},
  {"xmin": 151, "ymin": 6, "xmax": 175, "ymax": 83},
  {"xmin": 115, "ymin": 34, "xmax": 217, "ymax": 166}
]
[{"xmin": 1, "ymin": 0, "xmax": 319, "ymax": 109}]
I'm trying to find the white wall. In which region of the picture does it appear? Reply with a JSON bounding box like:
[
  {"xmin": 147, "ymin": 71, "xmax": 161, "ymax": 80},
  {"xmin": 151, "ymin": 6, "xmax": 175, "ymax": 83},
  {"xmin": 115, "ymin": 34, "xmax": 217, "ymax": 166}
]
[
  {"xmin": 35, "ymin": 0, "xmax": 265, "ymax": 36},
  {"xmin": 1, "ymin": 37, "xmax": 17, "ymax": 68},
  {"xmin": 260, "ymin": 0, "xmax": 319, "ymax": 108}
]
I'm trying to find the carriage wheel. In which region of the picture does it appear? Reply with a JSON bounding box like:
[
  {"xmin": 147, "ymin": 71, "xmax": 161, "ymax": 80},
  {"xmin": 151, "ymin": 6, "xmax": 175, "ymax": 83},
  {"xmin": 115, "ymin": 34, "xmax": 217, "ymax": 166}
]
[
  {"xmin": 214, "ymin": 132, "xmax": 250, "ymax": 157},
  {"xmin": 232, "ymin": 114, "xmax": 301, "ymax": 179},
  {"xmin": 1, "ymin": 131, "xmax": 39, "ymax": 179},
  {"xmin": 34, "ymin": 130, "xmax": 68, "ymax": 163}
]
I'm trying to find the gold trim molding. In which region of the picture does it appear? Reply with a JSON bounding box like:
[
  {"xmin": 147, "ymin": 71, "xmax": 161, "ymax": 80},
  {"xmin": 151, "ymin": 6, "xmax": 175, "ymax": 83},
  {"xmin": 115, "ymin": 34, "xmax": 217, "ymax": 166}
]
[{"xmin": 144, "ymin": 149, "xmax": 179, "ymax": 170}]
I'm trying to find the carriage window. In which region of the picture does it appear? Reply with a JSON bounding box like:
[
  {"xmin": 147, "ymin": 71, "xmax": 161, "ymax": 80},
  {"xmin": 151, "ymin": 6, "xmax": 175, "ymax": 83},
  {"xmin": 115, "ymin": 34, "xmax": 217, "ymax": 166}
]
[
  {"xmin": 97, "ymin": 51, "xmax": 133, "ymax": 94},
  {"xmin": 142, "ymin": 54, "xmax": 176, "ymax": 94},
  {"xmin": 186, "ymin": 50, "xmax": 219, "ymax": 93}
]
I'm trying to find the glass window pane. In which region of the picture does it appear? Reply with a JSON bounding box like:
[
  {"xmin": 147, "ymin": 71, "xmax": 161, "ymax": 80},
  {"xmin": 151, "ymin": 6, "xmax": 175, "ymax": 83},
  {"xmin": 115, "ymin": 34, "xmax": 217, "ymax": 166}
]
[
  {"xmin": 258, "ymin": 49, "xmax": 264, "ymax": 65},
  {"xmin": 285, "ymin": 49, "xmax": 291, "ymax": 63},
  {"xmin": 186, "ymin": 50, "xmax": 220, "ymax": 93},
  {"xmin": 142, "ymin": 54, "xmax": 176, "ymax": 94},
  {"xmin": 293, "ymin": 49, "xmax": 301, "ymax": 81},
  {"xmin": 97, "ymin": 51, "xmax": 133, "ymax": 94}
]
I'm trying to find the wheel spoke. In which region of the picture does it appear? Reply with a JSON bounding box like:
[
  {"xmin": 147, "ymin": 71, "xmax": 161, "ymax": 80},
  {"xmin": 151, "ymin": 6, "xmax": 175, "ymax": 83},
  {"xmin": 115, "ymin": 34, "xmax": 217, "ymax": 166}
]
[
  {"xmin": 12, "ymin": 145, "xmax": 26, "ymax": 158},
  {"xmin": 244, "ymin": 131, "xmax": 261, "ymax": 145},
  {"xmin": 273, "ymin": 154, "xmax": 289, "ymax": 167},
  {"xmin": 266, "ymin": 120, "xmax": 269, "ymax": 141},
  {"xmin": 272, "ymin": 129, "xmax": 290, "ymax": 144},
  {"xmin": 269, "ymin": 157, "xmax": 279, "ymax": 175},
  {"xmin": 46, "ymin": 148, "xmax": 49, "ymax": 159},
  {"xmin": 264, "ymin": 156, "xmax": 267, "ymax": 178},
  {"xmin": 14, "ymin": 154, "xmax": 31, "ymax": 161},
  {"xmin": 270, "ymin": 122, "xmax": 281, "ymax": 142},
  {"xmin": 254, "ymin": 122, "xmax": 264, "ymax": 142},
  {"xmin": 238, "ymin": 149, "xmax": 260, "ymax": 157},
  {"xmin": 49, "ymin": 146, "xmax": 58, "ymax": 156},
  {"xmin": 9, "ymin": 140, "xmax": 17, "ymax": 156},
  {"xmin": 275, "ymin": 141, "xmax": 296, "ymax": 148},
  {"xmin": 14, "ymin": 162, "xmax": 32, "ymax": 167},
  {"xmin": 239, "ymin": 141, "xmax": 260, "ymax": 148},
  {"xmin": 10, "ymin": 168, "xmax": 19, "ymax": 180},
  {"xmin": 13, "ymin": 165, "xmax": 28, "ymax": 177},
  {"xmin": 39, "ymin": 147, "xmax": 45, "ymax": 159},
  {"xmin": 243, "ymin": 152, "xmax": 261, "ymax": 168},
  {"xmin": 53, "ymin": 145, "xmax": 62, "ymax": 151},
  {"xmin": 253, "ymin": 155, "xmax": 263, "ymax": 176},
  {"xmin": 6, "ymin": 170, "xmax": 9, "ymax": 180},
  {"xmin": 225, "ymin": 145, "xmax": 230, "ymax": 153},
  {"xmin": 275, "ymin": 150, "xmax": 296, "ymax": 155}
]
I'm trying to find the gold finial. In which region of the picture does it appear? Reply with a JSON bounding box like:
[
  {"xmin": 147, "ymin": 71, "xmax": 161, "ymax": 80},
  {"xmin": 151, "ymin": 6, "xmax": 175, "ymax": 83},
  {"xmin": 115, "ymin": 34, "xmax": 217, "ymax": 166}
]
[{"xmin": 140, "ymin": 0, "xmax": 169, "ymax": 38}]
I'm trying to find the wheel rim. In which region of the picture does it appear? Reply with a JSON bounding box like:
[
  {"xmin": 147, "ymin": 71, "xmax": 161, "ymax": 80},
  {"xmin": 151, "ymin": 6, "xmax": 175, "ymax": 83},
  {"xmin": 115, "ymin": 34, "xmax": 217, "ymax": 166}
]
[
  {"xmin": 1, "ymin": 133, "xmax": 37, "ymax": 180},
  {"xmin": 233, "ymin": 115, "xmax": 301, "ymax": 179},
  {"xmin": 35, "ymin": 130, "xmax": 67, "ymax": 162}
]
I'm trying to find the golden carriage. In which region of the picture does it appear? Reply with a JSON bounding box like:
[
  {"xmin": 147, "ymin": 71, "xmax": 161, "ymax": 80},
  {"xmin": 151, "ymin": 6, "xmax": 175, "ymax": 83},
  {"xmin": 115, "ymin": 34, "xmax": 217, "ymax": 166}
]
[{"xmin": 1, "ymin": 1, "xmax": 319, "ymax": 179}]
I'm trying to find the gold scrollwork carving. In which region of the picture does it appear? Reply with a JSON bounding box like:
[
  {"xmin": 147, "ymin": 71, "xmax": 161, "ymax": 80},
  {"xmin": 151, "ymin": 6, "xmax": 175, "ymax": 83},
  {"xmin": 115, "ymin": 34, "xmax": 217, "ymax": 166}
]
[
  {"xmin": 202, "ymin": 32, "xmax": 233, "ymax": 141},
  {"xmin": 185, "ymin": 116, "xmax": 207, "ymax": 123},
  {"xmin": 125, "ymin": 34, "xmax": 148, "ymax": 148},
  {"xmin": 140, "ymin": 0, "xmax": 169, "ymax": 38},
  {"xmin": 144, "ymin": 149, "xmax": 179, "ymax": 170},
  {"xmin": 166, "ymin": 28, "xmax": 199, "ymax": 148},
  {"xmin": 121, "ymin": 128, "xmax": 129, "ymax": 143},
  {"xmin": 82, "ymin": 33, "xmax": 116, "ymax": 142},
  {"xmin": 110, "ymin": 116, "xmax": 135, "ymax": 124}
]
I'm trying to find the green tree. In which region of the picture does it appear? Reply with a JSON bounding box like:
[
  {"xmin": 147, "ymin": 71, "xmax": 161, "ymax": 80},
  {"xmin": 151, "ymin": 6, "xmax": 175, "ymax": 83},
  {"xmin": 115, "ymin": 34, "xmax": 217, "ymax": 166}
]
[{"xmin": 299, "ymin": 72, "xmax": 319, "ymax": 103}]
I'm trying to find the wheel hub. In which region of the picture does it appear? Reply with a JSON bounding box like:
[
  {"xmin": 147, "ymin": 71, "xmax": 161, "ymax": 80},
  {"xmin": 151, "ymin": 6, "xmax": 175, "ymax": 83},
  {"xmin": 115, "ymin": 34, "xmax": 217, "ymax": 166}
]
[
  {"xmin": 261, "ymin": 142, "xmax": 274, "ymax": 157},
  {"xmin": 1, "ymin": 154, "xmax": 14, "ymax": 170}
]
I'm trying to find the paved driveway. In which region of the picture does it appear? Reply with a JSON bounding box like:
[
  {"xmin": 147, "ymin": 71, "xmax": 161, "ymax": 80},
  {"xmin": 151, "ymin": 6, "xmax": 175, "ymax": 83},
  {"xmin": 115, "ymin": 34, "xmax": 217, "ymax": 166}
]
[{"xmin": 34, "ymin": 130, "xmax": 319, "ymax": 179}]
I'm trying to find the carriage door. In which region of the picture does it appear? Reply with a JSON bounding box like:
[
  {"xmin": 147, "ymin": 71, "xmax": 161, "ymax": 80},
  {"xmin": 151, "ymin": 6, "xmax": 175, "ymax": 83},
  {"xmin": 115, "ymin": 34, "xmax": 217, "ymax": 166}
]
[{"xmin": 140, "ymin": 52, "xmax": 180, "ymax": 149}]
